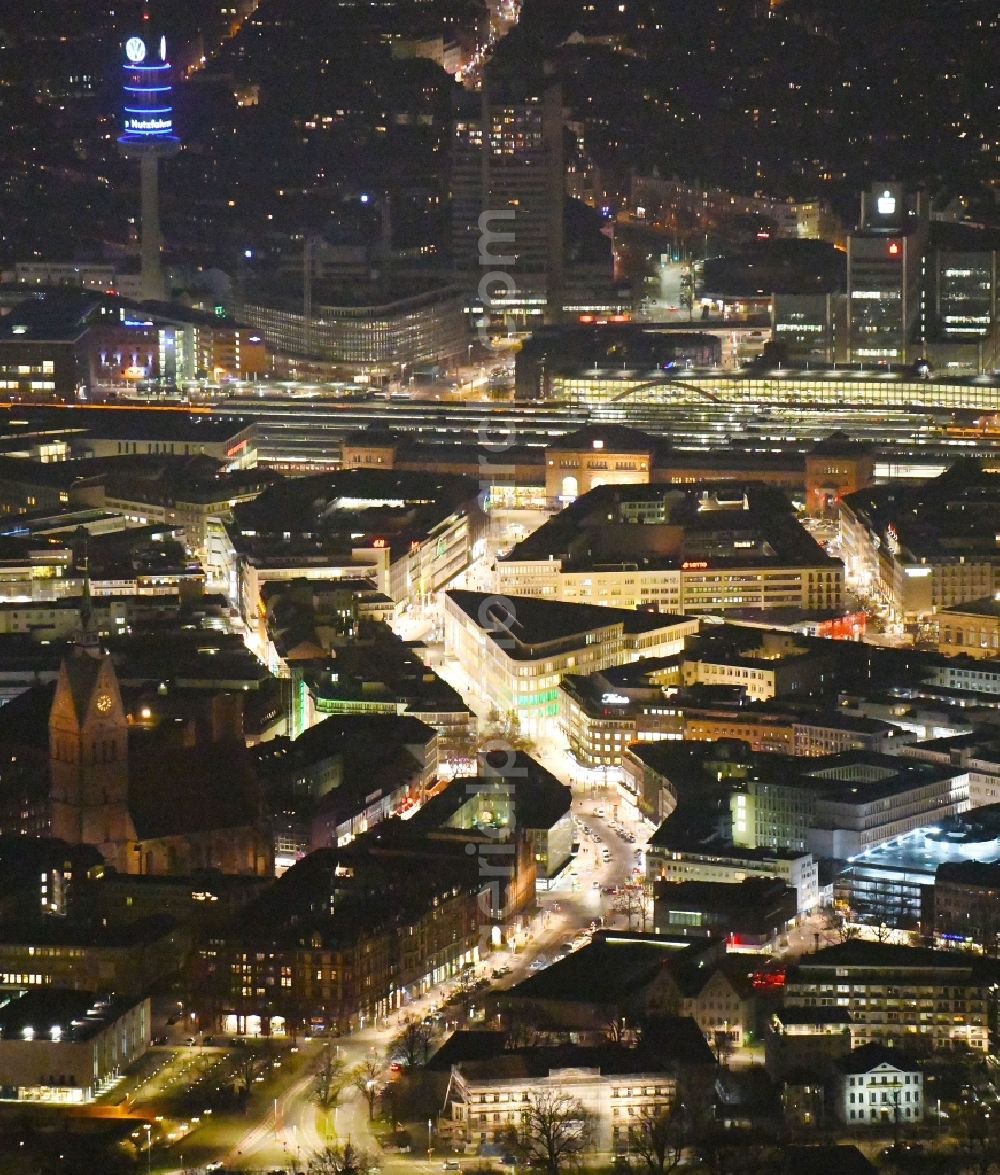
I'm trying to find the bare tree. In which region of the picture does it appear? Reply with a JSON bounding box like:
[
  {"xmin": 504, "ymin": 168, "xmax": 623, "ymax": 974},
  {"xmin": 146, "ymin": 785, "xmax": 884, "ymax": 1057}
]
[
  {"xmin": 504, "ymin": 1002, "xmax": 548, "ymax": 1050},
  {"xmin": 312, "ymin": 1040, "xmax": 351, "ymax": 1114},
  {"xmin": 515, "ymin": 1090, "xmax": 594, "ymax": 1175},
  {"xmin": 605, "ymin": 1015, "xmax": 640, "ymax": 1046},
  {"xmin": 309, "ymin": 1141, "xmax": 379, "ymax": 1175},
  {"xmin": 822, "ymin": 909, "xmax": 860, "ymax": 945},
  {"xmin": 233, "ymin": 1040, "xmax": 268, "ymax": 1094},
  {"xmin": 352, "ymin": 1057, "xmax": 383, "ymax": 1121},
  {"xmin": 390, "ymin": 1018, "xmax": 437, "ymax": 1069},
  {"xmin": 628, "ymin": 1104, "xmax": 687, "ymax": 1175},
  {"xmin": 713, "ymin": 1030, "xmax": 735, "ymax": 1069},
  {"xmin": 613, "ymin": 885, "xmax": 651, "ymax": 932}
]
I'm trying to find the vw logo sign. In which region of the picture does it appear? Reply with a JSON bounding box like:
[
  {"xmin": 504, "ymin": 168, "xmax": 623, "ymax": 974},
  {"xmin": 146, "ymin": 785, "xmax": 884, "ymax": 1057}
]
[{"xmin": 125, "ymin": 36, "xmax": 147, "ymax": 63}]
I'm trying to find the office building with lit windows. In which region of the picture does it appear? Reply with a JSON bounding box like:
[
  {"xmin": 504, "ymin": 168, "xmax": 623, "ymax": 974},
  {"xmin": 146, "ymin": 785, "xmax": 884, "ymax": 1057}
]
[
  {"xmin": 846, "ymin": 184, "xmax": 929, "ymax": 363},
  {"xmin": 0, "ymin": 292, "xmax": 266, "ymax": 400},
  {"xmin": 238, "ymin": 283, "xmax": 466, "ymax": 374},
  {"xmin": 442, "ymin": 590, "xmax": 696, "ymax": 739},
  {"xmin": 226, "ymin": 469, "xmax": 484, "ymax": 621},
  {"xmin": 451, "ymin": 63, "xmax": 564, "ymax": 328}
]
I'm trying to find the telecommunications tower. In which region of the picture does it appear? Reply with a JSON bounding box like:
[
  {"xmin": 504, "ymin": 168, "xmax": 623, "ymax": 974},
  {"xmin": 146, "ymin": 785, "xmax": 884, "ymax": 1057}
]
[{"xmin": 117, "ymin": 25, "xmax": 180, "ymax": 302}]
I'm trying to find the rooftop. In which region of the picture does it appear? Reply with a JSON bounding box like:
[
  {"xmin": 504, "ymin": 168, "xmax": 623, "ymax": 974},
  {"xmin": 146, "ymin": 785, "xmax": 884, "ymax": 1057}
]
[
  {"xmin": 0, "ymin": 989, "xmax": 139, "ymax": 1044},
  {"xmin": 835, "ymin": 1043, "xmax": 920, "ymax": 1076},
  {"xmin": 411, "ymin": 751, "xmax": 571, "ymax": 834},
  {"xmin": 502, "ymin": 481, "xmax": 835, "ymax": 571},
  {"xmin": 545, "ymin": 424, "xmax": 658, "ymax": 455},
  {"xmin": 231, "ymin": 468, "xmax": 481, "ymax": 562},
  {"xmin": 501, "ymin": 931, "xmax": 719, "ymax": 1005},
  {"xmin": 841, "ymin": 807, "xmax": 1000, "ymax": 877},
  {"xmin": 774, "ymin": 1006, "xmax": 852, "ymax": 1026},
  {"xmin": 445, "ymin": 590, "xmax": 690, "ymax": 660},
  {"xmin": 842, "ymin": 461, "xmax": 1000, "ymax": 563},
  {"xmin": 454, "ymin": 1043, "xmax": 688, "ymax": 1082},
  {"xmin": 938, "ymin": 597, "xmax": 1000, "ymax": 619},
  {"xmin": 790, "ymin": 941, "xmax": 979, "ymax": 974}
]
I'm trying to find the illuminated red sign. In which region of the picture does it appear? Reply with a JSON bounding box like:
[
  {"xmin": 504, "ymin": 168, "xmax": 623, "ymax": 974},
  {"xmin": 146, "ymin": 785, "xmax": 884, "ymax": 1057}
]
[
  {"xmin": 681, "ymin": 560, "xmax": 708, "ymax": 570},
  {"xmin": 887, "ymin": 241, "xmax": 900, "ymax": 256}
]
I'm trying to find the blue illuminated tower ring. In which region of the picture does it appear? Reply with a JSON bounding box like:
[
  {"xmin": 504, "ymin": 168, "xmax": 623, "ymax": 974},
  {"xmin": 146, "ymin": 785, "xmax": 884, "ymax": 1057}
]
[{"xmin": 118, "ymin": 33, "xmax": 180, "ymax": 301}]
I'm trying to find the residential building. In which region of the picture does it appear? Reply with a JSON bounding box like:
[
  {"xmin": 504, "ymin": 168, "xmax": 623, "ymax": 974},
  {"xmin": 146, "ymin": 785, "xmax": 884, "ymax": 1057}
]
[
  {"xmin": 835, "ymin": 1044, "xmax": 923, "ymax": 1127},
  {"xmin": 0, "ymin": 989, "xmax": 149, "ymax": 1104},
  {"xmin": 783, "ymin": 941, "xmax": 992, "ymax": 1053},
  {"xmin": 0, "ymin": 915, "xmax": 188, "ymax": 998},
  {"xmin": 193, "ymin": 837, "xmax": 484, "ymax": 1037}
]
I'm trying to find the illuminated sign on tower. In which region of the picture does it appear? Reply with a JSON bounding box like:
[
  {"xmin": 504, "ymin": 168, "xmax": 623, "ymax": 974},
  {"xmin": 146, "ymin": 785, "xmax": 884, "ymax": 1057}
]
[
  {"xmin": 119, "ymin": 34, "xmax": 177, "ymax": 142},
  {"xmin": 118, "ymin": 31, "xmax": 180, "ymax": 302}
]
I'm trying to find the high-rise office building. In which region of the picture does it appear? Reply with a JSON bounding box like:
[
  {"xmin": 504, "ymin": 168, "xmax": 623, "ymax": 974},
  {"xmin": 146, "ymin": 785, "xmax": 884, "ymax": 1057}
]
[
  {"xmin": 450, "ymin": 63, "xmax": 564, "ymax": 328},
  {"xmin": 846, "ymin": 183, "xmax": 928, "ymax": 363}
]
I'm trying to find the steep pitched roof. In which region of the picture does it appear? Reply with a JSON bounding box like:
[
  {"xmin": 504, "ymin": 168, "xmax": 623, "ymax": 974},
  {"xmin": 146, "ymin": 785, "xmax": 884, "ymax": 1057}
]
[
  {"xmin": 836, "ymin": 1043, "xmax": 919, "ymax": 1076},
  {"xmin": 58, "ymin": 653, "xmax": 104, "ymax": 727}
]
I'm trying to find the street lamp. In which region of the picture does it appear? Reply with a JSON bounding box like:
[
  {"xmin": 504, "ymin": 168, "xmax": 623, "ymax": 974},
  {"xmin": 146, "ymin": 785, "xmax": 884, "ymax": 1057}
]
[
  {"xmin": 143, "ymin": 1123, "xmax": 151, "ymax": 1175},
  {"xmin": 428, "ymin": 1116, "xmax": 433, "ymax": 1158}
]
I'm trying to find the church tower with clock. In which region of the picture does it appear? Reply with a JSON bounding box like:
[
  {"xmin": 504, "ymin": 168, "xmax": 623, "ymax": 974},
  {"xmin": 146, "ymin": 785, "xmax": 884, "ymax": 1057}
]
[{"xmin": 49, "ymin": 650, "xmax": 134, "ymax": 861}]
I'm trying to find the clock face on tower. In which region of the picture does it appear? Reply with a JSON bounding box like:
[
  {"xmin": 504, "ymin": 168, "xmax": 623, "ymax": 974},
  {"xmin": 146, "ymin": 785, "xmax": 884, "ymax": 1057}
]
[{"xmin": 95, "ymin": 693, "xmax": 113, "ymax": 714}]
